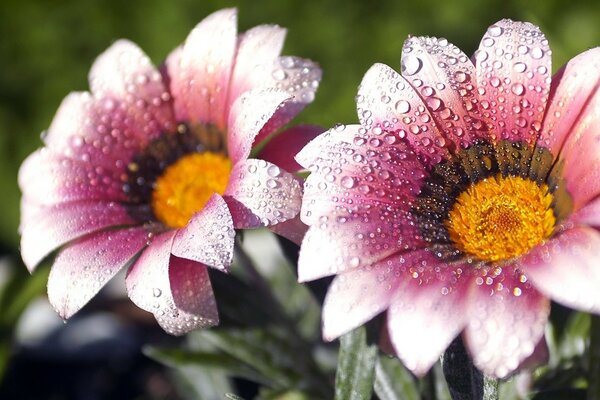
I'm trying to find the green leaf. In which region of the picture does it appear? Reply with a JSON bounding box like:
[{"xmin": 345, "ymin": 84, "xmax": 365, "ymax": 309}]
[
  {"xmin": 334, "ymin": 326, "xmax": 378, "ymax": 400},
  {"xmin": 374, "ymin": 355, "xmax": 419, "ymax": 400}
]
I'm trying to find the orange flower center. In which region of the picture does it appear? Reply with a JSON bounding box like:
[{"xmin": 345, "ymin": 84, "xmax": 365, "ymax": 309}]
[
  {"xmin": 445, "ymin": 175, "xmax": 555, "ymax": 262},
  {"xmin": 152, "ymin": 152, "xmax": 231, "ymax": 228}
]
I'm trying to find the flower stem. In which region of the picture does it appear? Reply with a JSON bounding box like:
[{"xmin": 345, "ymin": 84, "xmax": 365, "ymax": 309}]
[{"xmin": 588, "ymin": 314, "xmax": 600, "ymax": 400}]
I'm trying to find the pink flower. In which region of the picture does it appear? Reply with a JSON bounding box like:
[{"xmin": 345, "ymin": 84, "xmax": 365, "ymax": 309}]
[
  {"xmin": 296, "ymin": 19, "xmax": 600, "ymax": 377},
  {"xmin": 19, "ymin": 8, "xmax": 321, "ymax": 335}
]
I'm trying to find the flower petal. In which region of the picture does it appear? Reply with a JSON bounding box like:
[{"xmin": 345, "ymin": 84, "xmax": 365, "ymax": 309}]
[
  {"xmin": 165, "ymin": 8, "xmax": 237, "ymax": 128},
  {"xmin": 463, "ymin": 266, "xmax": 549, "ymax": 378},
  {"xmin": 539, "ymin": 47, "xmax": 600, "ymax": 155},
  {"xmin": 321, "ymin": 258, "xmax": 406, "ymax": 341},
  {"xmin": 224, "ymin": 159, "xmax": 302, "ymax": 228},
  {"xmin": 356, "ymin": 63, "xmax": 450, "ymax": 166},
  {"xmin": 227, "ymin": 24, "xmax": 287, "ymax": 111},
  {"xmin": 387, "ymin": 257, "xmax": 472, "ymax": 376},
  {"xmin": 258, "ymin": 125, "xmax": 324, "ymax": 173},
  {"xmin": 19, "ymin": 148, "xmax": 128, "ymax": 206},
  {"xmin": 269, "ymin": 215, "xmax": 308, "ymax": 245},
  {"xmin": 226, "ymin": 88, "xmax": 292, "ymax": 164},
  {"xmin": 20, "ymin": 201, "xmax": 139, "ymax": 272},
  {"xmin": 126, "ymin": 231, "xmax": 218, "ymax": 335},
  {"xmin": 401, "ymin": 36, "xmax": 485, "ymax": 150},
  {"xmin": 296, "ymin": 124, "xmax": 425, "ymax": 226},
  {"xmin": 474, "ymin": 19, "xmax": 551, "ymax": 145},
  {"xmin": 297, "ymin": 205, "xmax": 422, "ymax": 282},
  {"xmin": 171, "ymin": 194, "xmax": 235, "ymax": 271},
  {"xmin": 520, "ymin": 226, "xmax": 600, "ymax": 313},
  {"xmin": 47, "ymin": 227, "xmax": 150, "ymax": 319},
  {"xmin": 570, "ymin": 197, "xmax": 600, "ymax": 227},
  {"xmin": 88, "ymin": 39, "xmax": 174, "ymax": 133}
]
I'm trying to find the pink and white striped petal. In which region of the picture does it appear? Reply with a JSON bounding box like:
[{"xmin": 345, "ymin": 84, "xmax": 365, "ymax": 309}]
[
  {"xmin": 20, "ymin": 201, "xmax": 139, "ymax": 272},
  {"xmin": 296, "ymin": 124, "xmax": 425, "ymax": 226},
  {"xmin": 464, "ymin": 266, "xmax": 549, "ymax": 378},
  {"xmin": 224, "ymin": 159, "xmax": 302, "ymax": 228},
  {"xmin": 88, "ymin": 40, "xmax": 174, "ymax": 135},
  {"xmin": 357, "ymin": 63, "xmax": 450, "ymax": 166},
  {"xmin": 538, "ymin": 47, "xmax": 600, "ymax": 155},
  {"xmin": 321, "ymin": 257, "xmax": 408, "ymax": 341},
  {"xmin": 227, "ymin": 24, "xmax": 287, "ymax": 112},
  {"xmin": 171, "ymin": 194, "xmax": 234, "ymax": 271},
  {"xmin": 401, "ymin": 36, "xmax": 485, "ymax": 150},
  {"xmin": 126, "ymin": 231, "xmax": 218, "ymax": 336},
  {"xmin": 19, "ymin": 148, "xmax": 128, "ymax": 206},
  {"xmin": 388, "ymin": 258, "xmax": 472, "ymax": 377},
  {"xmin": 48, "ymin": 227, "xmax": 150, "ymax": 319},
  {"xmin": 165, "ymin": 8, "xmax": 237, "ymax": 129},
  {"xmin": 226, "ymin": 88, "xmax": 292, "ymax": 164},
  {"xmin": 474, "ymin": 19, "xmax": 551, "ymax": 145},
  {"xmin": 520, "ymin": 226, "xmax": 600, "ymax": 314},
  {"xmin": 258, "ymin": 125, "xmax": 324, "ymax": 173}
]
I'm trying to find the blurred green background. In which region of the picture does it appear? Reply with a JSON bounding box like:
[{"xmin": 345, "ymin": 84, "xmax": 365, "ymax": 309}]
[{"xmin": 2, "ymin": 0, "xmax": 600, "ymax": 249}]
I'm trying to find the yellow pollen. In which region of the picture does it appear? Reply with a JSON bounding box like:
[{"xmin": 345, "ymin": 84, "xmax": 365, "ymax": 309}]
[
  {"xmin": 152, "ymin": 152, "xmax": 231, "ymax": 229},
  {"xmin": 445, "ymin": 175, "xmax": 555, "ymax": 262}
]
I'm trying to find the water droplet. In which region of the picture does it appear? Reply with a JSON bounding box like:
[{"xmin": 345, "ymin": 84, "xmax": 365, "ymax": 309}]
[
  {"xmin": 488, "ymin": 25, "xmax": 503, "ymax": 37},
  {"xmin": 272, "ymin": 69, "xmax": 287, "ymax": 81},
  {"xmin": 341, "ymin": 176, "xmax": 356, "ymax": 189},
  {"xmin": 511, "ymin": 83, "xmax": 525, "ymax": 96},
  {"xmin": 402, "ymin": 54, "xmax": 422, "ymax": 76},
  {"xmin": 513, "ymin": 62, "xmax": 527, "ymax": 73},
  {"xmin": 153, "ymin": 288, "xmax": 162, "ymax": 297},
  {"xmin": 395, "ymin": 100, "xmax": 411, "ymax": 114},
  {"xmin": 531, "ymin": 47, "xmax": 544, "ymax": 59}
]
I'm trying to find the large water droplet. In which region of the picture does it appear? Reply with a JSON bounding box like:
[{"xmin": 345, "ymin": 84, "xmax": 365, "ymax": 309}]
[
  {"xmin": 402, "ymin": 54, "xmax": 422, "ymax": 76},
  {"xmin": 395, "ymin": 100, "xmax": 411, "ymax": 114}
]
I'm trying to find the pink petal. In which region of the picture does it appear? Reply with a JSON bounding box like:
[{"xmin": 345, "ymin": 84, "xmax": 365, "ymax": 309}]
[
  {"xmin": 463, "ymin": 265, "xmax": 549, "ymax": 378},
  {"xmin": 19, "ymin": 148, "xmax": 128, "ymax": 206},
  {"xmin": 296, "ymin": 124, "xmax": 425, "ymax": 226},
  {"xmin": 356, "ymin": 63, "xmax": 450, "ymax": 166},
  {"xmin": 171, "ymin": 194, "xmax": 235, "ymax": 271},
  {"xmin": 321, "ymin": 258, "xmax": 406, "ymax": 341},
  {"xmin": 553, "ymin": 92, "xmax": 600, "ymax": 209},
  {"xmin": 539, "ymin": 47, "xmax": 600, "ymax": 155},
  {"xmin": 88, "ymin": 39, "xmax": 174, "ymax": 134},
  {"xmin": 20, "ymin": 201, "xmax": 138, "ymax": 272},
  {"xmin": 258, "ymin": 125, "xmax": 324, "ymax": 173},
  {"xmin": 126, "ymin": 231, "xmax": 218, "ymax": 335},
  {"xmin": 226, "ymin": 88, "xmax": 292, "ymax": 164},
  {"xmin": 387, "ymin": 257, "xmax": 472, "ymax": 376},
  {"xmin": 253, "ymin": 56, "xmax": 322, "ymax": 144},
  {"xmin": 297, "ymin": 206, "xmax": 422, "ymax": 282},
  {"xmin": 401, "ymin": 36, "xmax": 485, "ymax": 150},
  {"xmin": 47, "ymin": 227, "xmax": 150, "ymax": 319},
  {"xmin": 165, "ymin": 8, "xmax": 237, "ymax": 129},
  {"xmin": 269, "ymin": 215, "xmax": 308, "ymax": 245},
  {"xmin": 570, "ymin": 197, "xmax": 600, "ymax": 227},
  {"xmin": 516, "ymin": 336, "xmax": 549, "ymax": 372},
  {"xmin": 227, "ymin": 24, "xmax": 287, "ymax": 112},
  {"xmin": 520, "ymin": 226, "xmax": 600, "ymax": 313},
  {"xmin": 474, "ymin": 20, "xmax": 551, "ymax": 145},
  {"xmin": 43, "ymin": 92, "xmax": 162, "ymax": 171},
  {"xmin": 224, "ymin": 159, "xmax": 302, "ymax": 228}
]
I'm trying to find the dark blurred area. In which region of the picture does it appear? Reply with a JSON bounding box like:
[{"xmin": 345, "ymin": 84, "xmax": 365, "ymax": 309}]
[{"xmin": 1, "ymin": 0, "xmax": 600, "ymax": 398}]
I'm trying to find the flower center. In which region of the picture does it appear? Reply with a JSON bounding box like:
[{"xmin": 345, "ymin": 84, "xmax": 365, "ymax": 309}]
[
  {"xmin": 445, "ymin": 175, "xmax": 555, "ymax": 262},
  {"xmin": 151, "ymin": 152, "xmax": 231, "ymax": 229}
]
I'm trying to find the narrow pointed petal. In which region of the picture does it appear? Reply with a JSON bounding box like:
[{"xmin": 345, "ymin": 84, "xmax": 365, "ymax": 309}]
[
  {"xmin": 356, "ymin": 63, "xmax": 450, "ymax": 166},
  {"xmin": 224, "ymin": 159, "xmax": 302, "ymax": 228},
  {"xmin": 258, "ymin": 125, "xmax": 324, "ymax": 173},
  {"xmin": 296, "ymin": 124, "xmax": 425, "ymax": 226},
  {"xmin": 298, "ymin": 207, "xmax": 423, "ymax": 282},
  {"xmin": 171, "ymin": 194, "xmax": 234, "ymax": 271},
  {"xmin": 520, "ymin": 226, "xmax": 600, "ymax": 313},
  {"xmin": 48, "ymin": 227, "xmax": 150, "ymax": 319},
  {"xmin": 387, "ymin": 258, "xmax": 472, "ymax": 376},
  {"xmin": 464, "ymin": 266, "xmax": 549, "ymax": 378},
  {"xmin": 20, "ymin": 201, "xmax": 138, "ymax": 272},
  {"xmin": 18, "ymin": 148, "xmax": 128, "ymax": 206},
  {"xmin": 475, "ymin": 20, "xmax": 551, "ymax": 145},
  {"xmin": 165, "ymin": 8, "xmax": 237, "ymax": 129},
  {"xmin": 322, "ymin": 258, "xmax": 407, "ymax": 341},
  {"xmin": 88, "ymin": 39, "xmax": 174, "ymax": 132},
  {"xmin": 538, "ymin": 47, "xmax": 600, "ymax": 155},
  {"xmin": 226, "ymin": 89, "xmax": 292, "ymax": 164},
  {"xmin": 126, "ymin": 231, "xmax": 218, "ymax": 335},
  {"xmin": 227, "ymin": 24, "xmax": 287, "ymax": 111},
  {"xmin": 401, "ymin": 36, "xmax": 485, "ymax": 149}
]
